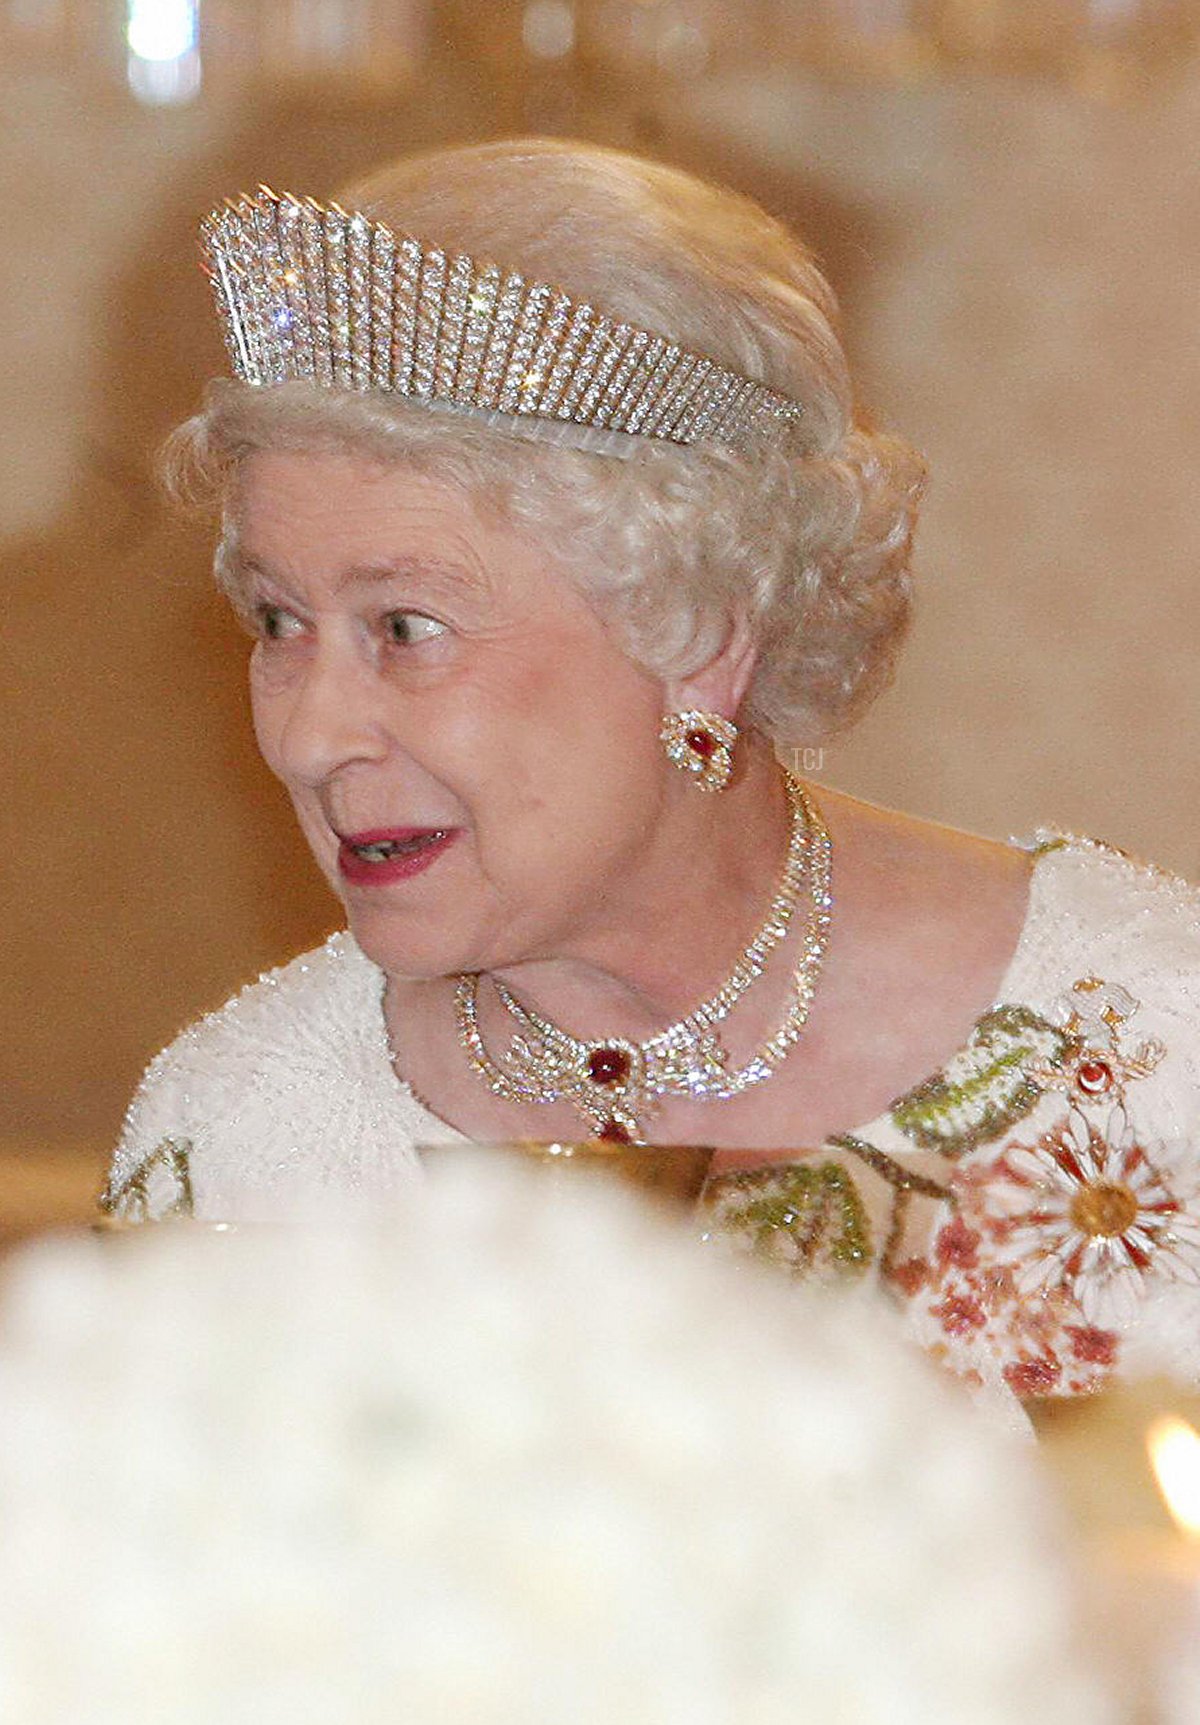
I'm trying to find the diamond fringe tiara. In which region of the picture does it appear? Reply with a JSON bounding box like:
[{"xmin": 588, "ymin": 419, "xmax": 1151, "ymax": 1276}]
[{"xmin": 199, "ymin": 186, "xmax": 805, "ymax": 455}]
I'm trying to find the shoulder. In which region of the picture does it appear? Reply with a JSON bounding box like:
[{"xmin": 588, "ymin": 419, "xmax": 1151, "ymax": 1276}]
[
  {"xmin": 1009, "ymin": 830, "xmax": 1200, "ymax": 1013},
  {"xmin": 130, "ymin": 930, "xmax": 385, "ymax": 1102},
  {"xmin": 105, "ymin": 934, "xmax": 426, "ymax": 1221}
]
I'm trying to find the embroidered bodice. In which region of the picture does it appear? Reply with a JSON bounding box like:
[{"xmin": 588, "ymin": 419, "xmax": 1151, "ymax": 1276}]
[{"xmin": 105, "ymin": 832, "xmax": 1200, "ymax": 1401}]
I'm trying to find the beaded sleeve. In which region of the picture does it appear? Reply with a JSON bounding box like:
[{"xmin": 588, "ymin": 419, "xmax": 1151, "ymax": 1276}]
[{"xmin": 103, "ymin": 933, "xmax": 439, "ymax": 1222}]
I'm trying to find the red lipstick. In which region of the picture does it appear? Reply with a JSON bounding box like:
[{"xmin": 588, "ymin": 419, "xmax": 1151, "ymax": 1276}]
[{"xmin": 336, "ymin": 827, "xmax": 458, "ymax": 886}]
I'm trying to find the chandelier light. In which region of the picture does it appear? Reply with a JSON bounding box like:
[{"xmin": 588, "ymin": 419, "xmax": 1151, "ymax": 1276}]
[
  {"xmin": 125, "ymin": 0, "xmax": 201, "ymax": 105},
  {"xmin": 2, "ymin": 0, "xmax": 1198, "ymax": 106}
]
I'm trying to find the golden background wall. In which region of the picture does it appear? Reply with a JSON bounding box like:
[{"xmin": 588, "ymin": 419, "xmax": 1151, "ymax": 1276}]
[{"xmin": 3, "ymin": 7, "xmax": 1199, "ymax": 1213}]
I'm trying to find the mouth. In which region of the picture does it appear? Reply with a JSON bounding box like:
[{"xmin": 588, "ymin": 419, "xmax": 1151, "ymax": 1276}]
[
  {"xmin": 341, "ymin": 827, "xmax": 448, "ymax": 861},
  {"xmin": 335, "ymin": 826, "xmax": 458, "ymax": 885}
]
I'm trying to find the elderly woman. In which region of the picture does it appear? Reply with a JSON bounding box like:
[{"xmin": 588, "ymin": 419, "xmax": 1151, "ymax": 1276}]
[{"xmin": 107, "ymin": 138, "xmax": 1200, "ymax": 1401}]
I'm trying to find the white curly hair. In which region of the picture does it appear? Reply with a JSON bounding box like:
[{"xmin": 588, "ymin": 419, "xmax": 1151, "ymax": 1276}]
[{"xmin": 167, "ymin": 137, "xmax": 926, "ymax": 743}]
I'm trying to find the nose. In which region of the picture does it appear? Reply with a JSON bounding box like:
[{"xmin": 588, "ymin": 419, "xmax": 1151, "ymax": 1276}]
[{"xmin": 264, "ymin": 642, "xmax": 390, "ymax": 787}]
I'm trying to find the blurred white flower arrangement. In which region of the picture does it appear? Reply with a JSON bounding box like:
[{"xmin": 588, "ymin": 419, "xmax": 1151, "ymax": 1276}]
[{"xmin": 0, "ymin": 1155, "xmax": 1113, "ymax": 1725}]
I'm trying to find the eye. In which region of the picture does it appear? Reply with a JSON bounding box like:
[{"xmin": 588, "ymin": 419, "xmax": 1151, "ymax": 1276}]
[
  {"xmin": 251, "ymin": 602, "xmax": 303, "ymax": 641},
  {"xmin": 385, "ymin": 611, "xmax": 448, "ymax": 646}
]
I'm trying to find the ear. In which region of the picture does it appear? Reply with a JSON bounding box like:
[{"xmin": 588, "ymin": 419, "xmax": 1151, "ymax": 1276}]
[{"xmin": 663, "ymin": 612, "xmax": 758, "ymax": 722}]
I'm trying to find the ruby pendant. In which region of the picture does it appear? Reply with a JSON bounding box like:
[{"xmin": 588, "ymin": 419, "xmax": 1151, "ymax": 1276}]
[
  {"xmin": 587, "ymin": 1045, "xmax": 632, "ymax": 1087},
  {"xmin": 597, "ymin": 1118, "xmax": 632, "ymax": 1143}
]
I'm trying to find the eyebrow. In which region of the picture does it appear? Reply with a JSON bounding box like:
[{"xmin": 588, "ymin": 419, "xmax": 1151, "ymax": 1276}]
[
  {"xmin": 230, "ymin": 552, "xmax": 485, "ymax": 600},
  {"xmin": 337, "ymin": 555, "xmax": 485, "ymax": 597}
]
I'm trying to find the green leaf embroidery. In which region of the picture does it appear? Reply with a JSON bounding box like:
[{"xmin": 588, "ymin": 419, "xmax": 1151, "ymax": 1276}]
[
  {"xmin": 707, "ymin": 1160, "xmax": 872, "ymax": 1276},
  {"xmin": 890, "ymin": 1005, "xmax": 1075, "ymax": 1156}
]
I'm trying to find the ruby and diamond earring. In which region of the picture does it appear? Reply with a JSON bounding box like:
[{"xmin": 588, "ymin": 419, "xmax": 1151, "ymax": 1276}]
[{"xmin": 660, "ymin": 710, "xmax": 738, "ymax": 793}]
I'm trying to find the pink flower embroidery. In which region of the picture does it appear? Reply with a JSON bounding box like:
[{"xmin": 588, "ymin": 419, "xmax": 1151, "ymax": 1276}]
[
  {"xmin": 1003, "ymin": 1355, "xmax": 1062, "ymax": 1399},
  {"xmin": 989, "ymin": 1109, "xmax": 1200, "ymax": 1327},
  {"xmin": 928, "ymin": 1292, "xmax": 987, "ymax": 1336},
  {"xmin": 934, "ymin": 1215, "xmax": 980, "ymax": 1272},
  {"xmin": 1064, "ymin": 1326, "xmax": 1118, "ymax": 1368}
]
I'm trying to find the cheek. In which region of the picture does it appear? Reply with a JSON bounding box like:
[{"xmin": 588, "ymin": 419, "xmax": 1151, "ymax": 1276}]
[
  {"xmin": 247, "ymin": 650, "xmax": 290, "ymax": 777},
  {"xmin": 440, "ymin": 643, "xmax": 665, "ymax": 852}
]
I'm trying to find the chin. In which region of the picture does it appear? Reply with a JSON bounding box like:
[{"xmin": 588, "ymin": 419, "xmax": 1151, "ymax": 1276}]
[{"xmin": 344, "ymin": 908, "xmax": 474, "ymax": 983}]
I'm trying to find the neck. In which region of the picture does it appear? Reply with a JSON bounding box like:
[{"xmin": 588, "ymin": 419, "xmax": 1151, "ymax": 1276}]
[{"xmin": 489, "ymin": 741, "xmax": 796, "ymax": 1041}]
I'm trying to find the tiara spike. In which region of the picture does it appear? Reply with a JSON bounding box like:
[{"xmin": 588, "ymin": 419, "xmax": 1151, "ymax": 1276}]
[
  {"xmin": 199, "ymin": 188, "xmax": 804, "ymax": 453},
  {"xmin": 611, "ymin": 335, "xmax": 667, "ymax": 433},
  {"xmin": 322, "ymin": 206, "xmax": 353, "ymax": 387},
  {"xmin": 454, "ymin": 262, "xmax": 501, "ymax": 406},
  {"xmin": 664, "ymin": 358, "xmax": 712, "ymax": 442},
  {"xmin": 297, "ymin": 200, "xmax": 334, "ymax": 386},
  {"xmin": 368, "ymin": 222, "xmax": 397, "ymax": 389},
  {"xmin": 228, "ymin": 198, "xmax": 272, "ymax": 384},
  {"xmin": 713, "ymin": 377, "xmax": 758, "ymax": 446},
  {"xmin": 275, "ymin": 195, "xmax": 316, "ymax": 380},
  {"xmin": 512, "ymin": 289, "xmax": 569, "ymax": 417},
  {"xmin": 497, "ymin": 282, "xmax": 552, "ymax": 415},
  {"xmin": 592, "ymin": 329, "xmax": 647, "ymax": 429},
  {"xmin": 413, "ymin": 249, "xmax": 447, "ymax": 400},
  {"xmin": 477, "ymin": 272, "xmax": 527, "ymax": 411},
  {"xmin": 436, "ymin": 254, "xmax": 474, "ymax": 401},
  {"xmin": 201, "ymin": 214, "xmax": 253, "ymax": 382},
  {"xmin": 559, "ymin": 314, "xmax": 616, "ymax": 421},
  {"xmin": 574, "ymin": 323, "xmax": 633, "ymax": 424},
  {"xmin": 627, "ymin": 343, "xmax": 681, "ymax": 435},
  {"xmin": 391, "ymin": 237, "xmax": 422, "ymax": 397},
  {"xmin": 692, "ymin": 369, "xmax": 740, "ymax": 443},
  {"xmin": 263, "ymin": 195, "xmax": 307, "ymax": 383},
  {"xmin": 541, "ymin": 303, "xmax": 594, "ymax": 418},
  {"xmin": 642, "ymin": 351, "xmax": 698, "ymax": 438},
  {"xmin": 346, "ymin": 211, "xmax": 373, "ymax": 391},
  {"xmin": 249, "ymin": 190, "xmax": 289, "ymax": 385}
]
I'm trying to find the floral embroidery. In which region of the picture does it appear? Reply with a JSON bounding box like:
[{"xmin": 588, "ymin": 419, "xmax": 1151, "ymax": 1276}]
[
  {"xmin": 888, "ymin": 1006, "xmax": 1076, "ymax": 1157},
  {"xmin": 818, "ymin": 967, "xmax": 1200, "ymax": 1397},
  {"xmin": 900, "ymin": 1089, "xmax": 1200, "ymax": 1398},
  {"xmin": 101, "ymin": 1137, "xmax": 195, "ymax": 1222},
  {"xmin": 708, "ymin": 969, "xmax": 1193, "ymax": 1404},
  {"xmin": 932, "ymin": 1214, "xmax": 980, "ymax": 1272},
  {"xmin": 1026, "ymin": 976, "xmax": 1165, "ymax": 1105},
  {"xmin": 1064, "ymin": 1325, "xmax": 1118, "ymax": 1368},
  {"xmin": 703, "ymin": 1161, "xmax": 872, "ymax": 1276},
  {"xmin": 984, "ymin": 1108, "xmax": 1200, "ymax": 1327},
  {"xmin": 889, "ymin": 1257, "xmax": 930, "ymax": 1298},
  {"xmin": 929, "ymin": 1291, "xmax": 987, "ymax": 1336},
  {"xmin": 909, "ymin": 1207, "xmax": 1122, "ymax": 1399},
  {"xmin": 1004, "ymin": 1356, "xmax": 1062, "ymax": 1399}
]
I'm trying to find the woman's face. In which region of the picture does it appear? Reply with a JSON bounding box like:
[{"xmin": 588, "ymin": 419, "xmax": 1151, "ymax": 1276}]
[{"xmin": 233, "ymin": 448, "xmax": 672, "ymax": 980}]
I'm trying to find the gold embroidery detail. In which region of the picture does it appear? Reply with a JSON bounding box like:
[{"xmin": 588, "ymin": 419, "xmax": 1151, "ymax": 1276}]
[
  {"xmin": 100, "ymin": 1137, "xmax": 195, "ymax": 1222},
  {"xmin": 880, "ymin": 1188, "xmax": 913, "ymax": 1280},
  {"xmin": 1070, "ymin": 1180, "xmax": 1139, "ymax": 1238},
  {"xmin": 828, "ymin": 1134, "xmax": 954, "ymax": 1199},
  {"xmin": 1027, "ymin": 977, "xmax": 1165, "ymax": 1101},
  {"xmin": 829, "ymin": 1134, "xmax": 955, "ymax": 1283}
]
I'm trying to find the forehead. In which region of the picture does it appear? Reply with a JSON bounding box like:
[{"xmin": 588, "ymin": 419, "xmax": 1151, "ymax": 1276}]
[{"xmin": 230, "ymin": 448, "xmax": 509, "ymax": 593}]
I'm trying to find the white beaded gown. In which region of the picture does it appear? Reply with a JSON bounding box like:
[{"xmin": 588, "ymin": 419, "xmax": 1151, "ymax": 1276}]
[{"xmin": 106, "ymin": 831, "xmax": 1200, "ymax": 1402}]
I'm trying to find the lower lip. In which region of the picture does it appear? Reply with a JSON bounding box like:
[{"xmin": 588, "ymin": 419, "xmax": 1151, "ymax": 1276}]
[{"xmin": 336, "ymin": 831, "xmax": 458, "ymax": 887}]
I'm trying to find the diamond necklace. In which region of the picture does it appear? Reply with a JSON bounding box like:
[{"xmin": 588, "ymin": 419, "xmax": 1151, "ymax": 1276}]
[{"xmin": 453, "ymin": 774, "xmax": 832, "ymax": 1143}]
